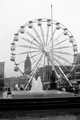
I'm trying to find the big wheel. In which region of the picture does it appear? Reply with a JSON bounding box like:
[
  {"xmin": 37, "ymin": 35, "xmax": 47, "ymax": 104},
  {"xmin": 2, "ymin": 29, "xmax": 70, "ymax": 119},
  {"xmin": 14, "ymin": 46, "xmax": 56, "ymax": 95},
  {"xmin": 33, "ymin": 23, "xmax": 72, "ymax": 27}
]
[{"xmin": 10, "ymin": 18, "xmax": 78, "ymax": 85}]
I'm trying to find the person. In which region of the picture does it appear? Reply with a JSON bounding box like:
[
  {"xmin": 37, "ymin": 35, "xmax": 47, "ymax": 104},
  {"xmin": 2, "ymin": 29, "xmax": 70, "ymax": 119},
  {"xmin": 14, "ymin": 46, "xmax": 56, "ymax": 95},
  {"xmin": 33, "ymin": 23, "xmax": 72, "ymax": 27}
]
[
  {"xmin": 7, "ymin": 87, "xmax": 12, "ymax": 98},
  {"xmin": 20, "ymin": 84, "xmax": 24, "ymax": 90},
  {"xmin": 62, "ymin": 87, "xmax": 66, "ymax": 92},
  {"xmin": 7, "ymin": 87, "xmax": 11, "ymax": 95}
]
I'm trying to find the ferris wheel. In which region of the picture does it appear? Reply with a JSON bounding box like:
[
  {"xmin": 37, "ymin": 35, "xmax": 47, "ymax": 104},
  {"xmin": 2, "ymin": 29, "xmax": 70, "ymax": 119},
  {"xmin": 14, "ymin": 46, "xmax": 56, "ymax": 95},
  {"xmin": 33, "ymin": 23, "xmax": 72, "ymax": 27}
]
[{"xmin": 10, "ymin": 18, "xmax": 78, "ymax": 84}]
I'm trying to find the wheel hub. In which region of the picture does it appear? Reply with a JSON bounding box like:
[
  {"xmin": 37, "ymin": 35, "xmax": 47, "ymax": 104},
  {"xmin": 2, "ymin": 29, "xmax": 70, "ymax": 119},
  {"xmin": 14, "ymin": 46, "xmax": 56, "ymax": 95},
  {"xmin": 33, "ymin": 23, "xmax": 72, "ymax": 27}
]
[
  {"xmin": 44, "ymin": 46, "xmax": 50, "ymax": 53},
  {"xmin": 41, "ymin": 45, "xmax": 51, "ymax": 56}
]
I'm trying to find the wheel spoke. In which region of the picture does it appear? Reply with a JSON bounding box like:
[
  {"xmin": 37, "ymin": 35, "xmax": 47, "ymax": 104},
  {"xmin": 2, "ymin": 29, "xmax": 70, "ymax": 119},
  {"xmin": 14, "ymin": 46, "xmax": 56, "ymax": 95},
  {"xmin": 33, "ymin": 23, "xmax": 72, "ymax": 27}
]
[
  {"xmin": 54, "ymin": 45, "xmax": 72, "ymax": 50},
  {"xmin": 39, "ymin": 25, "xmax": 45, "ymax": 45},
  {"xmin": 54, "ymin": 38, "xmax": 69, "ymax": 47},
  {"xmin": 46, "ymin": 26, "xmax": 49, "ymax": 45},
  {"xmin": 19, "ymin": 36, "xmax": 39, "ymax": 48},
  {"xmin": 32, "ymin": 26, "xmax": 42, "ymax": 44},
  {"xmin": 48, "ymin": 28, "xmax": 56, "ymax": 45},
  {"xmin": 54, "ymin": 53, "xmax": 72, "ymax": 66},
  {"xmin": 54, "ymin": 50, "xmax": 73, "ymax": 56},
  {"xmin": 30, "ymin": 51, "xmax": 42, "ymax": 59},
  {"xmin": 32, "ymin": 53, "xmax": 43, "ymax": 71},
  {"xmin": 54, "ymin": 57, "xmax": 71, "ymax": 73},
  {"xmin": 17, "ymin": 59, "xmax": 25, "ymax": 65},
  {"xmin": 16, "ymin": 45, "xmax": 39, "ymax": 50},
  {"xmin": 54, "ymin": 57, "xmax": 72, "ymax": 86},
  {"xmin": 16, "ymin": 50, "xmax": 40, "ymax": 55},
  {"xmin": 26, "ymin": 31, "xmax": 42, "ymax": 46},
  {"xmin": 53, "ymin": 33, "xmax": 63, "ymax": 43}
]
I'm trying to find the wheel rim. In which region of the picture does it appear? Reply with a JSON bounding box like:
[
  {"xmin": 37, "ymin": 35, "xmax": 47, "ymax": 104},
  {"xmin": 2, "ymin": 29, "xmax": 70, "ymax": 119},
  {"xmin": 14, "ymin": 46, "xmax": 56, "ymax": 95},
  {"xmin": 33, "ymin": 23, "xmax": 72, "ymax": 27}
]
[{"xmin": 11, "ymin": 18, "xmax": 78, "ymax": 82}]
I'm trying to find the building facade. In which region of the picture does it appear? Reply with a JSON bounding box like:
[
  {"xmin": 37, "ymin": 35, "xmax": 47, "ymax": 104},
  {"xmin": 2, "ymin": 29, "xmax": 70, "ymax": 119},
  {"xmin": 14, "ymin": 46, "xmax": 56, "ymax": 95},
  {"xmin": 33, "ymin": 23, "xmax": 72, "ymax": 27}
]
[
  {"xmin": 24, "ymin": 54, "xmax": 31, "ymax": 75},
  {"xmin": 0, "ymin": 62, "xmax": 5, "ymax": 90}
]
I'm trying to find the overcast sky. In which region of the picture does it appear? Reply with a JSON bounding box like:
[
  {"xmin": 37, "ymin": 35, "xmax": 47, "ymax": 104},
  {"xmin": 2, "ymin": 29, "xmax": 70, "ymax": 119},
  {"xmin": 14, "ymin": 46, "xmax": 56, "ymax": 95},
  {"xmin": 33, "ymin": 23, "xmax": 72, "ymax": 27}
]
[{"xmin": 0, "ymin": 0, "xmax": 80, "ymax": 77}]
